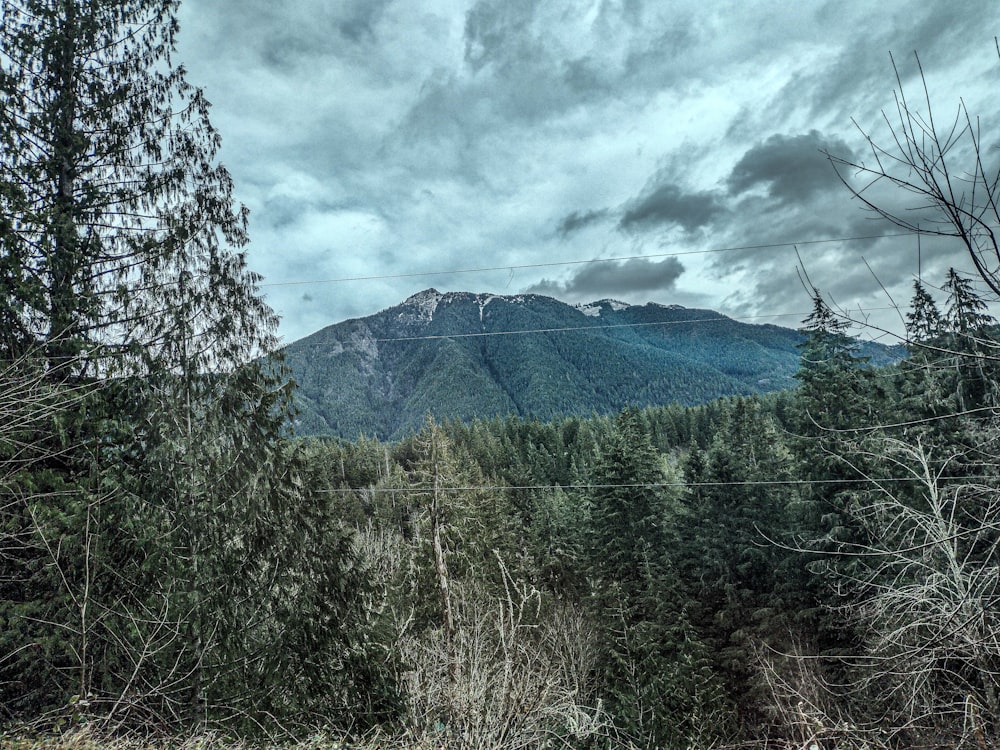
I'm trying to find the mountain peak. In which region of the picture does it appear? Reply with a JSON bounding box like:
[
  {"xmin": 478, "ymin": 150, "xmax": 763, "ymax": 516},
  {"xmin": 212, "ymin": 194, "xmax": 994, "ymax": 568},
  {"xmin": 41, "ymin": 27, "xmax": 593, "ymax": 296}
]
[
  {"xmin": 398, "ymin": 288, "xmax": 443, "ymax": 322},
  {"xmin": 398, "ymin": 289, "xmax": 550, "ymax": 323},
  {"xmin": 575, "ymin": 299, "xmax": 632, "ymax": 317}
]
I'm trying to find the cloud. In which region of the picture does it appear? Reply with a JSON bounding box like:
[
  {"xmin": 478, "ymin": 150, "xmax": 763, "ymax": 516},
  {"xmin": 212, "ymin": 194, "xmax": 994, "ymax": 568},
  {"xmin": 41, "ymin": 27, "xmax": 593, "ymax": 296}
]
[
  {"xmin": 766, "ymin": 1, "xmax": 999, "ymax": 130},
  {"xmin": 464, "ymin": 0, "xmax": 541, "ymax": 71},
  {"xmin": 527, "ymin": 257, "xmax": 685, "ymax": 298},
  {"xmin": 173, "ymin": 0, "xmax": 1000, "ymax": 345},
  {"xmin": 619, "ymin": 183, "xmax": 725, "ymax": 232},
  {"xmin": 562, "ymin": 56, "xmax": 612, "ymax": 97},
  {"xmin": 727, "ymin": 130, "xmax": 853, "ymax": 202},
  {"xmin": 336, "ymin": 0, "xmax": 393, "ymax": 42},
  {"xmin": 557, "ymin": 208, "xmax": 610, "ymax": 237}
]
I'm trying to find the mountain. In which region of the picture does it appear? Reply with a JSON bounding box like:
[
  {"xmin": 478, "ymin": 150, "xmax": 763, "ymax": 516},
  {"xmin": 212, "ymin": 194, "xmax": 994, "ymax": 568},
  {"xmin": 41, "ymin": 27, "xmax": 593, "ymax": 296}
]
[{"xmin": 281, "ymin": 289, "xmax": 901, "ymax": 439}]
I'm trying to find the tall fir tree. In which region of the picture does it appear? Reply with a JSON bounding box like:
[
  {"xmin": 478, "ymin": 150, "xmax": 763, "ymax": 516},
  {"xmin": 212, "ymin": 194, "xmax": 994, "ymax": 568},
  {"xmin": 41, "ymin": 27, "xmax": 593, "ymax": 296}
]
[
  {"xmin": 0, "ymin": 1, "xmax": 382, "ymax": 735},
  {"xmin": 585, "ymin": 408, "xmax": 730, "ymax": 749},
  {"xmin": 941, "ymin": 269, "xmax": 999, "ymax": 414},
  {"xmin": 788, "ymin": 290, "xmax": 881, "ymax": 664},
  {"xmin": 890, "ymin": 279, "xmax": 953, "ymax": 435},
  {"xmin": 905, "ymin": 280, "xmax": 943, "ymax": 346},
  {"xmin": 792, "ymin": 289, "xmax": 877, "ymax": 499}
]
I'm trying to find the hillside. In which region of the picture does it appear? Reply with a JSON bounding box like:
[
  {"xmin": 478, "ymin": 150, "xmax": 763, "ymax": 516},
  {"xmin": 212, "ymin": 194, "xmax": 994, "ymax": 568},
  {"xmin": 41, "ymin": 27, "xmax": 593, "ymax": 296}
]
[{"xmin": 282, "ymin": 289, "xmax": 900, "ymax": 439}]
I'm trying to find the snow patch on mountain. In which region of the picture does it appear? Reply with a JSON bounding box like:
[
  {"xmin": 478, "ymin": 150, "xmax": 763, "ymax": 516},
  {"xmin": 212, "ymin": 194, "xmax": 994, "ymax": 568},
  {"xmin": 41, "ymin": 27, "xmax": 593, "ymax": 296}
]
[
  {"xmin": 649, "ymin": 302, "xmax": 687, "ymax": 310},
  {"xmin": 479, "ymin": 295, "xmax": 501, "ymax": 321},
  {"xmin": 576, "ymin": 299, "xmax": 632, "ymax": 317}
]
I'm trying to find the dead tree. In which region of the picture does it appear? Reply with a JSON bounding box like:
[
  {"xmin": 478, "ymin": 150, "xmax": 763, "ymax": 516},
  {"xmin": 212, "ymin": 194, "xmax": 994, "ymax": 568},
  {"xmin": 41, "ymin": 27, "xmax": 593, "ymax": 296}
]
[{"xmin": 826, "ymin": 49, "xmax": 1000, "ymax": 295}]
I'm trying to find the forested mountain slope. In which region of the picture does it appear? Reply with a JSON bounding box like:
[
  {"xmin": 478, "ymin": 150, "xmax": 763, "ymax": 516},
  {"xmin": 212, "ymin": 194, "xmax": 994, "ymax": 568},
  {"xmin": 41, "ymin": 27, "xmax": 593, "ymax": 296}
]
[{"xmin": 282, "ymin": 289, "xmax": 901, "ymax": 438}]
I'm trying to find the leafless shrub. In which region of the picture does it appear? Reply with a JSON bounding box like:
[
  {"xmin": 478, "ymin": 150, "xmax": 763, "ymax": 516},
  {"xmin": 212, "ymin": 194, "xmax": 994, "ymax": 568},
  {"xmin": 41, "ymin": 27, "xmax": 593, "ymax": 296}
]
[
  {"xmin": 764, "ymin": 433, "xmax": 1000, "ymax": 749},
  {"xmin": 753, "ymin": 638, "xmax": 893, "ymax": 750},
  {"xmin": 834, "ymin": 435, "xmax": 1000, "ymax": 745},
  {"xmin": 397, "ymin": 554, "xmax": 608, "ymax": 750}
]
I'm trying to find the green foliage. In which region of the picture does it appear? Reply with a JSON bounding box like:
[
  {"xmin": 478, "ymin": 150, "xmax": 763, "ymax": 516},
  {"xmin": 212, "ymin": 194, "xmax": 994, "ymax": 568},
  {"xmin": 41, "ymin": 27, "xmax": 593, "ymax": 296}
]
[
  {"xmin": 0, "ymin": 0, "xmax": 397, "ymax": 738},
  {"xmin": 2, "ymin": 10, "xmax": 993, "ymax": 742},
  {"xmin": 285, "ymin": 291, "xmax": 903, "ymax": 440},
  {"xmin": 582, "ymin": 409, "xmax": 732, "ymax": 748}
]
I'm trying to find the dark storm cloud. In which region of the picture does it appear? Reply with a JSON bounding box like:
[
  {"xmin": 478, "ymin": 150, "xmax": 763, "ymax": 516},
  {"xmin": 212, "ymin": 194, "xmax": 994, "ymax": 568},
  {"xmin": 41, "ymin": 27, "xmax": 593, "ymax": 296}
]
[
  {"xmin": 557, "ymin": 208, "xmax": 610, "ymax": 237},
  {"xmin": 738, "ymin": 231, "xmax": 941, "ymax": 323},
  {"xmin": 619, "ymin": 183, "xmax": 725, "ymax": 233},
  {"xmin": 527, "ymin": 257, "xmax": 685, "ymax": 298},
  {"xmin": 727, "ymin": 130, "xmax": 854, "ymax": 202}
]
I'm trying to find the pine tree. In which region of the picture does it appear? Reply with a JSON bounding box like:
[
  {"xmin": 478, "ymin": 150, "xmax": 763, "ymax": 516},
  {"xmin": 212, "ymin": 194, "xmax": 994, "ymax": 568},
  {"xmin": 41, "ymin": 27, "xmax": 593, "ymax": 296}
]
[
  {"xmin": 905, "ymin": 280, "xmax": 943, "ymax": 346},
  {"xmin": 585, "ymin": 408, "xmax": 730, "ymax": 748},
  {"xmin": 0, "ymin": 1, "xmax": 370, "ymax": 734},
  {"xmin": 941, "ymin": 269, "xmax": 999, "ymax": 413}
]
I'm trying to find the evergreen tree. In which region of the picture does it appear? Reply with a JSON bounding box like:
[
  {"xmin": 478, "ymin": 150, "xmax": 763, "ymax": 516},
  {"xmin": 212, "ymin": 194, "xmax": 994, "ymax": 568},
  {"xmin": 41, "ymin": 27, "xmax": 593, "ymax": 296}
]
[
  {"xmin": 941, "ymin": 269, "xmax": 999, "ymax": 413},
  {"xmin": 585, "ymin": 408, "xmax": 730, "ymax": 748},
  {"xmin": 794, "ymin": 289, "xmax": 872, "ymax": 427},
  {"xmin": 905, "ymin": 280, "xmax": 943, "ymax": 346},
  {"xmin": 0, "ymin": 1, "xmax": 377, "ymax": 735},
  {"xmin": 586, "ymin": 408, "xmax": 672, "ymax": 593},
  {"xmin": 897, "ymin": 280, "xmax": 947, "ymax": 424},
  {"xmin": 788, "ymin": 291, "xmax": 879, "ymax": 670},
  {"xmin": 792, "ymin": 289, "xmax": 877, "ymax": 501},
  {"xmin": 679, "ymin": 398, "xmax": 809, "ymax": 732},
  {"xmin": 0, "ymin": 0, "xmax": 272, "ymax": 371}
]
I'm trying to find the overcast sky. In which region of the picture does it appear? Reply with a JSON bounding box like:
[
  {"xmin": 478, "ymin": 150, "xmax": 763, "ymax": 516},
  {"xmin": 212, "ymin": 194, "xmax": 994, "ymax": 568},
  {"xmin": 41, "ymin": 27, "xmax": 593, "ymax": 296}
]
[{"xmin": 175, "ymin": 0, "xmax": 1000, "ymax": 344}]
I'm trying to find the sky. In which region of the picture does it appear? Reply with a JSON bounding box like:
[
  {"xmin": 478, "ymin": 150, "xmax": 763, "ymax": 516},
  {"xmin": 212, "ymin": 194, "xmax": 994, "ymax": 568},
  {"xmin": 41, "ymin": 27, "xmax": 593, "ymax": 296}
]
[{"xmin": 174, "ymin": 0, "xmax": 1000, "ymax": 345}]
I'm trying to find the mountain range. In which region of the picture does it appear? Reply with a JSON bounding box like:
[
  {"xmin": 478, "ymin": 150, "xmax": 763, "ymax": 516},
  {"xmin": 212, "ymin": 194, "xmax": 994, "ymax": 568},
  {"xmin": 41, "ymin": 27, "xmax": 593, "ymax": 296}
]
[{"xmin": 281, "ymin": 289, "xmax": 901, "ymax": 439}]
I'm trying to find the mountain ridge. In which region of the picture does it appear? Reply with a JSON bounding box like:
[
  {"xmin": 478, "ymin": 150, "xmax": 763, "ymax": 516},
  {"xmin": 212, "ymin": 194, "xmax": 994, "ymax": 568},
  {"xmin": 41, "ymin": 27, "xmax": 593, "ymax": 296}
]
[{"xmin": 282, "ymin": 289, "xmax": 900, "ymax": 439}]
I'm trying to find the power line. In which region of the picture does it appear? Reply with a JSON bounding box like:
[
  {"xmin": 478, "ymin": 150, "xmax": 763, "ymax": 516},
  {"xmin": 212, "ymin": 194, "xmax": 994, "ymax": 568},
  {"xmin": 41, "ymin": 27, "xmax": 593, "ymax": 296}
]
[
  {"xmin": 817, "ymin": 406, "xmax": 999, "ymax": 434},
  {"xmin": 260, "ymin": 231, "xmax": 916, "ymax": 288},
  {"xmin": 310, "ymin": 474, "xmax": 1000, "ymax": 495},
  {"xmin": 372, "ymin": 308, "xmax": 900, "ymax": 343}
]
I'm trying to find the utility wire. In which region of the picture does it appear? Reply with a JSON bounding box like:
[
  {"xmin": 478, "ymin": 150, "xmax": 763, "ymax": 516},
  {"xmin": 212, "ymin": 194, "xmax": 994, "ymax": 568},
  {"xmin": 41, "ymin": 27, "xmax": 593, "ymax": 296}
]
[
  {"xmin": 816, "ymin": 406, "xmax": 999, "ymax": 434},
  {"xmin": 260, "ymin": 231, "xmax": 916, "ymax": 288},
  {"xmin": 372, "ymin": 308, "xmax": 900, "ymax": 342},
  {"xmin": 310, "ymin": 474, "xmax": 1000, "ymax": 495}
]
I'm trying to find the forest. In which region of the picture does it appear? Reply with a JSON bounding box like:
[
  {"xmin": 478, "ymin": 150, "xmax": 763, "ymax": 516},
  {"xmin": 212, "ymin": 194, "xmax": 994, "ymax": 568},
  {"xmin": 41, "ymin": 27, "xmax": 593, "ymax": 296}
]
[{"xmin": 2, "ymin": 1, "xmax": 999, "ymax": 749}]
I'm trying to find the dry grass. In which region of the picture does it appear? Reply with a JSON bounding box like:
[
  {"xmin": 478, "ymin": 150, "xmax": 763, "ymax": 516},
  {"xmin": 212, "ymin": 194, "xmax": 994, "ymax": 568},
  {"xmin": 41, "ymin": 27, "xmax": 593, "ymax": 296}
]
[{"xmin": 0, "ymin": 729, "xmax": 458, "ymax": 750}]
